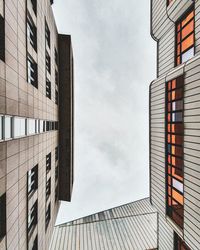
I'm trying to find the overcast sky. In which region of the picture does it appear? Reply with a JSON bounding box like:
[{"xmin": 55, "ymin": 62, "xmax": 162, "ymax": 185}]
[{"xmin": 52, "ymin": 0, "xmax": 156, "ymax": 225}]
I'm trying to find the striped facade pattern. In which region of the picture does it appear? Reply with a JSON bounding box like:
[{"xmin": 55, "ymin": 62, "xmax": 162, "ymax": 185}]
[
  {"xmin": 50, "ymin": 198, "xmax": 158, "ymax": 250},
  {"xmin": 151, "ymin": 0, "xmax": 200, "ymax": 249}
]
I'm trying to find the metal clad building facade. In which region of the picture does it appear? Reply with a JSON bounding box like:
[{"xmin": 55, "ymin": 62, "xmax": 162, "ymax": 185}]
[
  {"xmin": 0, "ymin": 0, "xmax": 74, "ymax": 249},
  {"xmin": 151, "ymin": 0, "xmax": 200, "ymax": 249}
]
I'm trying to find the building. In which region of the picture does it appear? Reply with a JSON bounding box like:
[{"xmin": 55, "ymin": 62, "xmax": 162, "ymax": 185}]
[
  {"xmin": 150, "ymin": 0, "xmax": 200, "ymax": 249},
  {"xmin": 0, "ymin": 1, "xmax": 74, "ymax": 250},
  {"xmin": 50, "ymin": 198, "xmax": 159, "ymax": 250}
]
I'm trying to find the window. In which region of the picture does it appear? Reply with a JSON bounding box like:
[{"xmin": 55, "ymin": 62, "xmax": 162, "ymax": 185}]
[
  {"xmin": 0, "ymin": 193, "xmax": 6, "ymax": 239},
  {"xmin": 46, "ymin": 79, "xmax": 51, "ymax": 99},
  {"xmin": 176, "ymin": 8, "xmax": 195, "ymax": 65},
  {"xmin": 0, "ymin": 14, "xmax": 5, "ymax": 61},
  {"xmin": 28, "ymin": 119, "xmax": 36, "ymax": 135},
  {"xmin": 55, "ymin": 184, "xmax": 58, "ymax": 202},
  {"xmin": 13, "ymin": 117, "xmax": 26, "ymax": 138},
  {"xmin": 43, "ymin": 121, "xmax": 46, "ymax": 132},
  {"xmin": 55, "ymin": 146, "xmax": 58, "ymax": 161},
  {"xmin": 55, "ymin": 121, "xmax": 58, "ymax": 130},
  {"xmin": 31, "ymin": 0, "xmax": 37, "ymax": 15},
  {"xmin": 45, "ymin": 21, "xmax": 50, "ymax": 48},
  {"xmin": 27, "ymin": 14, "xmax": 37, "ymax": 51},
  {"xmin": 32, "ymin": 235, "xmax": 38, "ymax": 250},
  {"xmin": 28, "ymin": 200, "xmax": 38, "ymax": 235},
  {"xmin": 55, "ymin": 48, "xmax": 58, "ymax": 65},
  {"xmin": 46, "ymin": 178, "xmax": 51, "ymax": 200},
  {"xmin": 46, "ymin": 153, "xmax": 51, "ymax": 172},
  {"xmin": 4, "ymin": 116, "xmax": 12, "ymax": 140},
  {"xmin": 45, "ymin": 203, "xmax": 51, "ymax": 230},
  {"xmin": 55, "ymin": 90, "xmax": 58, "ymax": 105},
  {"xmin": 27, "ymin": 165, "xmax": 38, "ymax": 196},
  {"xmin": 166, "ymin": 76, "xmax": 184, "ymax": 229},
  {"xmin": 55, "ymin": 165, "xmax": 58, "ymax": 181},
  {"xmin": 27, "ymin": 55, "xmax": 38, "ymax": 88},
  {"xmin": 39, "ymin": 120, "xmax": 43, "ymax": 133},
  {"xmin": 174, "ymin": 233, "xmax": 190, "ymax": 250},
  {"xmin": 46, "ymin": 52, "xmax": 51, "ymax": 74},
  {"xmin": 46, "ymin": 121, "xmax": 50, "ymax": 131}
]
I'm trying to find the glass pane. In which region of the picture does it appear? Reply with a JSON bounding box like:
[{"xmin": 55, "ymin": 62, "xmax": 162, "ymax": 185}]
[
  {"xmin": 181, "ymin": 34, "xmax": 194, "ymax": 53},
  {"xmin": 173, "ymin": 179, "xmax": 183, "ymax": 193},
  {"xmin": 5, "ymin": 117, "xmax": 12, "ymax": 139},
  {"xmin": 172, "ymin": 100, "xmax": 183, "ymax": 111},
  {"xmin": 182, "ymin": 20, "xmax": 194, "ymax": 40},
  {"xmin": 28, "ymin": 119, "xmax": 36, "ymax": 135},
  {"xmin": 172, "ymin": 112, "xmax": 182, "ymax": 122},
  {"xmin": 182, "ymin": 47, "xmax": 194, "ymax": 63}
]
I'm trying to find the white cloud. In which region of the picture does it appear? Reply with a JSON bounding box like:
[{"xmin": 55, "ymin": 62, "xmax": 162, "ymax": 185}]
[{"xmin": 53, "ymin": 0, "xmax": 156, "ymax": 224}]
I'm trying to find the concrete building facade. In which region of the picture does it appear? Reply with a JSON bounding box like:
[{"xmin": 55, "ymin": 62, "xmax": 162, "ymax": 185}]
[
  {"xmin": 150, "ymin": 0, "xmax": 200, "ymax": 249},
  {"xmin": 0, "ymin": 0, "xmax": 74, "ymax": 249}
]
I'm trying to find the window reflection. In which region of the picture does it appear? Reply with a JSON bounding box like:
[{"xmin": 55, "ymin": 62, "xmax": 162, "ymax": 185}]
[{"xmin": 4, "ymin": 116, "xmax": 12, "ymax": 139}]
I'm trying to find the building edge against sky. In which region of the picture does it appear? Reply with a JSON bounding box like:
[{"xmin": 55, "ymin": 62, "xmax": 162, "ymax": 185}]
[{"xmin": 0, "ymin": 0, "xmax": 74, "ymax": 250}]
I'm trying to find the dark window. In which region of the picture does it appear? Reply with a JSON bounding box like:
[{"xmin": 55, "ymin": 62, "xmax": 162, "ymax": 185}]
[
  {"xmin": 55, "ymin": 184, "xmax": 58, "ymax": 202},
  {"xmin": 27, "ymin": 14, "xmax": 37, "ymax": 51},
  {"xmin": 55, "ymin": 165, "xmax": 58, "ymax": 181},
  {"xmin": 46, "ymin": 79, "xmax": 51, "ymax": 99},
  {"xmin": 0, "ymin": 193, "xmax": 6, "ymax": 239},
  {"xmin": 27, "ymin": 55, "xmax": 38, "ymax": 88},
  {"xmin": 166, "ymin": 76, "xmax": 184, "ymax": 229},
  {"xmin": 28, "ymin": 200, "xmax": 38, "ymax": 235},
  {"xmin": 45, "ymin": 21, "xmax": 50, "ymax": 48},
  {"xmin": 32, "ymin": 235, "xmax": 38, "ymax": 250},
  {"xmin": 0, "ymin": 15, "xmax": 5, "ymax": 62},
  {"xmin": 174, "ymin": 232, "xmax": 190, "ymax": 250},
  {"xmin": 46, "ymin": 152, "xmax": 51, "ymax": 172},
  {"xmin": 176, "ymin": 8, "xmax": 195, "ymax": 66},
  {"xmin": 55, "ymin": 146, "xmax": 58, "ymax": 161},
  {"xmin": 46, "ymin": 51, "xmax": 51, "ymax": 74},
  {"xmin": 27, "ymin": 165, "xmax": 38, "ymax": 196},
  {"xmin": 45, "ymin": 203, "xmax": 51, "ymax": 230},
  {"xmin": 31, "ymin": 0, "xmax": 37, "ymax": 15},
  {"xmin": 55, "ymin": 48, "xmax": 58, "ymax": 65},
  {"xmin": 46, "ymin": 121, "xmax": 50, "ymax": 131},
  {"xmin": 55, "ymin": 121, "xmax": 58, "ymax": 130},
  {"xmin": 55, "ymin": 90, "xmax": 58, "ymax": 105},
  {"xmin": 46, "ymin": 178, "xmax": 51, "ymax": 201},
  {"xmin": 43, "ymin": 121, "xmax": 46, "ymax": 132}
]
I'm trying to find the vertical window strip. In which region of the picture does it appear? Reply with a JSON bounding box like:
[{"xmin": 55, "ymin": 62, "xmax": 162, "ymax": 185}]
[
  {"xmin": 166, "ymin": 76, "xmax": 184, "ymax": 229},
  {"xmin": 176, "ymin": 8, "xmax": 195, "ymax": 66}
]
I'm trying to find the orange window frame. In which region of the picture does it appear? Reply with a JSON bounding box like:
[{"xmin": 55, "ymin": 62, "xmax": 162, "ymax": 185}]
[
  {"xmin": 166, "ymin": 76, "xmax": 184, "ymax": 229},
  {"xmin": 176, "ymin": 7, "xmax": 195, "ymax": 66}
]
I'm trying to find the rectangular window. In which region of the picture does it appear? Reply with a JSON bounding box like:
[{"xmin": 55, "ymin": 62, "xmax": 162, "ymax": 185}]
[
  {"xmin": 45, "ymin": 203, "xmax": 51, "ymax": 230},
  {"xmin": 174, "ymin": 232, "xmax": 190, "ymax": 250},
  {"xmin": 28, "ymin": 119, "xmax": 36, "ymax": 135},
  {"xmin": 46, "ymin": 52, "xmax": 51, "ymax": 74},
  {"xmin": 46, "ymin": 178, "xmax": 51, "ymax": 201},
  {"xmin": 55, "ymin": 184, "xmax": 58, "ymax": 202},
  {"xmin": 176, "ymin": 8, "xmax": 195, "ymax": 65},
  {"xmin": 43, "ymin": 121, "xmax": 46, "ymax": 132},
  {"xmin": 27, "ymin": 14, "xmax": 37, "ymax": 51},
  {"xmin": 39, "ymin": 120, "xmax": 43, "ymax": 133},
  {"xmin": 27, "ymin": 165, "xmax": 38, "ymax": 196},
  {"xmin": 0, "ymin": 193, "xmax": 6, "ymax": 239},
  {"xmin": 55, "ymin": 165, "xmax": 58, "ymax": 181},
  {"xmin": 0, "ymin": 14, "xmax": 5, "ymax": 61},
  {"xmin": 55, "ymin": 48, "xmax": 58, "ymax": 65},
  {"xmin": 45, "ymin": 21, "xmax": 50, "ymax": 48},
  {"xmin": 28, "ymin": 200, "xmax": 38, "ymax": 235},
  {"xmin": 31, "ymin": 0, "xmax": 37, "ymax": 15},
  {"xmin": 55, "ymin": 90, "xmax": 58, "ymax": 105},
  {"xmin": 4, "ymin": 116, "xmax": 12, "ymax": 140},
  {"xmin": 46, "ymin": 121, "xmax": 50, "ymax": 131},
  {"xmin": 27, "ymin": 55, "xmax": 38, "ymax": 88},
  {"xmin": 166, "ymin": 76, "xmax": 184, "ymax": 229},
  {"xmin": 13, "ymin": 117, "xmax": 26, "ymax": 138},
  {"xmin": 46, "ymin": 152, "xmax": 51, "ymax": 172},
  {"xmin": 55, "ymin": 146, "xmax": 58, "ymax": 161},
  {"xmin": 46, "ymin": 79, "xmax": 51, "ymax": 99}
]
